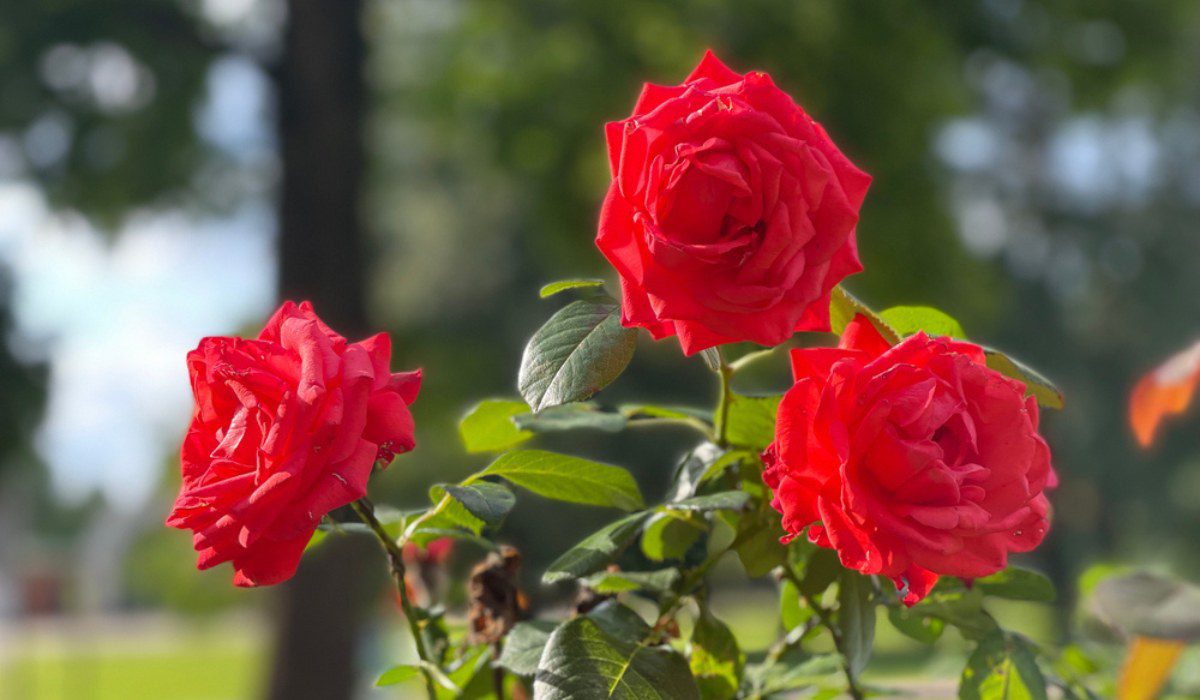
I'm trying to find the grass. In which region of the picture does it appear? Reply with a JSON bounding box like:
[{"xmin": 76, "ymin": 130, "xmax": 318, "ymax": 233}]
[{"xmin": 0, "ymin": 618, "xmax": 265, "ymax": 700}]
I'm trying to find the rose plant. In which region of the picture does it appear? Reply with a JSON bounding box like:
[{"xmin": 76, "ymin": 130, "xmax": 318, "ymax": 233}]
[{"xmin": 169, "ymin": 52, "xmax": 1080, "ymax": 699}]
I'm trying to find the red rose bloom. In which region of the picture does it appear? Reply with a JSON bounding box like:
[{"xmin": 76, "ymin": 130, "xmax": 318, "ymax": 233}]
[
  {"xmin": 597, "ymin": 50, "xmax": 871, "ymax": 355},
  {"xmin": 166, "ymin": 301, "xmax": 421, "ymax": 587},
  {"xmin": 763, "ymin": 316, "xmax": 1056, "ymax": 604}
]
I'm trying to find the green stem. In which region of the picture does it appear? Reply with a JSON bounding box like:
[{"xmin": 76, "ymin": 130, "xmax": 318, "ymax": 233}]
[
  {"xmin": 776, "ymin": 565, "xmax": 866, "ymax": 700},
  {"xmin": 711, "ymin": 348, "xmax": 734, "ymax": 448},
  {"xmin": 352, "ymin": 499, "xmax": 438, "ymax": 700}
]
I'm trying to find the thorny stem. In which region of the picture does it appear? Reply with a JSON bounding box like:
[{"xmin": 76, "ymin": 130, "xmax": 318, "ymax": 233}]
[{"xmin": 352, "ymin": 499, "xmax": 439, "ymax": 700}]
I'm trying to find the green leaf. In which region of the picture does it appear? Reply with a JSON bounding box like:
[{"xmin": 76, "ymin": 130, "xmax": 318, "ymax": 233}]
[
  {"xmin": 887, "ymin": 605, "xmax": 944, "ymax": 644},
  {"xmin": 641, "ymin": 512, "xmax": 705, "ymax": 562},
  {"xmin": 745, "ymin": 653, "xmax": 842, "ymax": 697},
  {"xmin": 982, "ymin": 348, "xmax": 1065, "ymax": 410},
  {"xmin": 513, "ymin": 402, "xmax": 629, "ymax": 433},
  {"xmin": 880, "ymin": 305, "xmax": 966, "ymax": 339},
  {"xmin": 543, "ymin": 512, "xmax": 651, "ymax": 584},
  {"xmin": 829, "ymin": 286, "xmax": 901, "ymax": 344},
  {"xmin": 587, "ymin": 600, "xmax": 654, "ymax": 641},
  {"xmin": 429, "ymin": 481, "xmax": 515, "ymax": 529},
  {"xmin": 779, "ymin": 579, "xmax": 812, "ymax": 632},
  {"xmin": 911, "ymin": 589, "xmax": 999, "ymax": 641},
  {"xmin": 733, "ymin": 513, "xmax": 787, "ymax": 578},
  {"xmin": 540, "ymin": 278, "xmax": 607, "ymax": 298},
  {"xmin": 725, "ymin": 394, "xmax": 783, "ymax": 450},
  {"xmin": 836, "ymin": 571, "xmax": 875, "ymax": 681},
  {"xmin": 960, "ymin": 633, "xmax": 1049, "ymax": 700},
  {"xmin": 376, "ymin": 664, "xmax": 422, "ymax": 687},
  {"xmin": 583, "ymin": 568, "xmax": 681, "ymax": 595},
  {"xmin": 496, "ymin": 620, "xmax": 559, "ymax": 677},
  {"xmin": 798, "ymin": 548, "xmax": 842, "ymax": 598},
  {"xmin": 533, "ymin": 617, "xmax": 700, "ymax": 700},
  {"xmin": 669, "ymin": 443, "xmax": 725, "ymax": 500},
  {"xmin": 622, "ymin": 404, "xmax": 710, "ymax": 422},
  {"xmin": 518, "ymin": 298, "xmax": 638, "ymax": 412},
  {"xmin": 975, "ymin": 566, "xmax": 1056, "ymax": 603},
  {"xmin": 690, "ymin": 608, "xmax": 744, "ymax": 700},
  {"xmin": 665, "ymin": 491, "xmax": 751, "ymax": 513},
  {"xmin": 458, "ymin": 399, "xmax": 533, "ymax": 453},
  {"xmin": 482, "ymin": 449, "xmax": 644, "ymax": 511},
  {"xmin": 304, "ymin": 528, "xmax": 328, "ymax": 552}
]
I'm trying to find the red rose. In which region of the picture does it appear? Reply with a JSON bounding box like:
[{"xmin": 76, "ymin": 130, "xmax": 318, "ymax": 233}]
[
  {"xmin": 597, "ymin": 50, "xmax": 871, "ymax": 355},
  {"xmin": 166, "ymin": 301, "xmax": 421, "ymax": 587},
  {"xmin": 762, "ymin": 316, "xmax": 1056, "ymax": 604}
]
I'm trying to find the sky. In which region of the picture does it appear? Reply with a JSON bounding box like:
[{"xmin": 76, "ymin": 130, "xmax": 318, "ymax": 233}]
[{"xmin": 0, "ymin": 49, "xmax": 276, "ymax": 509}]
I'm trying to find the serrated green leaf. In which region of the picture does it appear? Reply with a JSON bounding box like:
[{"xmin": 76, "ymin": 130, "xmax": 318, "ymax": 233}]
[
  {"xmin": 583, "ymin": 568, "xmax": 681, "ymax": 595},
  {"xmin": 641, "ymin": 512, "xmax": 705, "ymax": 562},
  {"xmin": 429, "ymin": 481, "xmax": 515, "ymax": 529},
  {"xmin": 725, "ymin": 394, "xmax": 782, "ymax": 450},
  {"xmin": 975, "ymin": 566, "xmax": 1056, "ymax": 603},
  {"xmin": 960, "ymin": 633, "xmax": 1049, "ymax": 700},
  {"xmin": 829, "ymin": 286, "xmax": 901, "ymax": 344},
  {"xmin": 880, "ymin": 305, "xmax": 966, "ymax": 339},
  {"xmin": 513, "ymin": 403, "xmax": 629, "ymax": 433},
  {"xmin": 543, "ymin": 512, "xmax": 651, "ymax": 584},
  {"xmin": 691, "ymin": 608, "xmax": 744, "ymax": 700},
  {"xmin": 518, "ymin": 298, "xmax": 637, "ymax": 412},
  {"xmin": 983, "ymin": 348, "xmax": 1064, "ymax": 410},
  {"xmin": 533, "ymin": 617, "xmax": 700, "ymax": 700},
  {"xmin": 497, "ymin": 620, "xmax": 559, "ymax": 677},
  {"xmin": 836, "ymin": 571, "xmax": 875, "ymax": 681},
  {"xmin": 483, "ymin": 449, "xmax": 644, "ymax": 511},
  {"xmin": 665, "ymin": 491, "xmax": 751, "ymax": 513},
  {"xmin": 745, "ymin": 652, "xmax": 842, "ymax": 697},
  {"xmin": 459, "ymin": 399, "xmax": 533, "ymax": 453},
  {"xmin": 540, "ymin": 278, "xmax": 607, "ymax": 298},
  {"xmin": 376, "ymin": 664, "xmax": 422, "ymax": 687},
  {"xmin": 887, "ymin": 605, "xmax": 944, "ymax": 644}
]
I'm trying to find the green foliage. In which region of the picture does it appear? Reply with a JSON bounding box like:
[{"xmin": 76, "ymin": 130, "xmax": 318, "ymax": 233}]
[
  {"xmin": 459, "ymin": 399, "xmax": 533, "ymax": 453},
  {"xmin": 429, "ymin": 481, "xmax": 515, "ymax": 530},
  {"xmin": 983, "ymin": 349, "xmax": 1066, "ymax": 410},
  {"xmin": 543, "ymin": 512, "xmax": 651, "ymax": 584},
  {"xmin": 376, "ymin": 664, "xmax": 422, "ymax": 687},
  {"xmin": 497, "ymin": 620, "xmax": 559, "ymax": 677},
  {"xmin": 518, "ymin": 298, "xmax": 638, "ymax": 411},
  {"xmin": 724, "ymin": 394, "xmax": 783, "ymax": 450},
  {"xmin": 513, "ymin": 402, "xmax": 629, "ymax": 433},
  {"xmin": 960, "ymin": 633, "xmax": 1048, "ymax": 700},
  {"xmin": 482, "ymin": 449, "xmax": 644, "ymax": 511},
  {"xmin": 975, "ymin": 567, "xmax": 1056, "ymax": 603},
  {"xmin": 641, "ymin": 512, "xmax": 705, "ymax": 562},
  {"xmin": 829, "ymin": 287, "xmax": 901, "ymax": 344},
  {"xmin": 583, "ymin": 568, "xmax": 681, "ymax": 595},
  {"xmin": 533, "ymin": 617, "xmax": 700, "ymax": 700},
  {"xmin": 880, "ymin": 305, "xmax": 966, "ymax": 338},
  {"xmin": 835, "ymin": 571, "xmax": 875, "ymax": 682},
  {"xmin": 690, "ymin": 608, "xmax": 744, "ymax": 700},
  {"xmin": 540, "ymin": 278, "xmax": 607, "ymax": 298}
]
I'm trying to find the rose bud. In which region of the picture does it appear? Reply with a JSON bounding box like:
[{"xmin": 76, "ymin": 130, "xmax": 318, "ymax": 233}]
[
  {"xmin": 597, "ymin": 50, "xmax": 871, "ymax": 355},
  {"xmin": 762, "ymin": 315, "xmax": 1056, "ymax": 604},
  {"xmin": 166, "ymin": 301, "xmax": 421, "ymax": 587}
]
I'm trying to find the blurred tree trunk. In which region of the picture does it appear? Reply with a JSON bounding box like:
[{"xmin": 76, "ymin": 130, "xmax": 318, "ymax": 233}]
[{"xmin": 267, "ymin": 1, "xmax": 375, "ymax": 699}]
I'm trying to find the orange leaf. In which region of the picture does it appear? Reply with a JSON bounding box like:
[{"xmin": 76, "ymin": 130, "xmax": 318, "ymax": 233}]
[{"xmin": 1130, "ymin": 341, "xmax": 1200, "ymax": 448}]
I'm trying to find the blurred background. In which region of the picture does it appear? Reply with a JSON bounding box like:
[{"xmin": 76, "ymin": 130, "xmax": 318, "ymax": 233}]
[{"xmin": 2, "ymin": 0, "xmax": 1200, "ymax": 697}]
